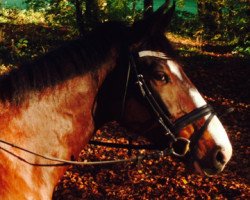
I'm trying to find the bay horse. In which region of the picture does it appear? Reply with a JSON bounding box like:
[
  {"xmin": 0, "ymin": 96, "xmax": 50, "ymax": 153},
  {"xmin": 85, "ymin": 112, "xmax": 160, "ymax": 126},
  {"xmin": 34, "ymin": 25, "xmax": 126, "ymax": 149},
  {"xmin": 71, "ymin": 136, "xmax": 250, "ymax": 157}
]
[{"xmin": 0, "ymin": 1, "xmax": 232, "ymax": 199}]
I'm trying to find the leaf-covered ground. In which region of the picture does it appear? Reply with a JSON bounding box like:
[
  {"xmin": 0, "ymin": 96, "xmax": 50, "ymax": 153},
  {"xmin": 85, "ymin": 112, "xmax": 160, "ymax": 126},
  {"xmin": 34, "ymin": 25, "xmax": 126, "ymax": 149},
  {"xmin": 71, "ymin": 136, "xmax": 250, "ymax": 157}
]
[{"xmin": 53, "ymin": 50, "xmax": 249, "ymax": 199}]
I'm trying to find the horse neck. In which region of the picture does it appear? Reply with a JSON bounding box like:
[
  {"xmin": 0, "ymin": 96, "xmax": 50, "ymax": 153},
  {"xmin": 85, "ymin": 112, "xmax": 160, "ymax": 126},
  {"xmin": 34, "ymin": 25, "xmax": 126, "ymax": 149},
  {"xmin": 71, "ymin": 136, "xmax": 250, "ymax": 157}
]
[
  {"xmin": 0, "ymin": 51, "xmax": 119, "ymax": 199},
  {"xmin": 94, "ymin": 50, "xmax": 129, "ymax": 126}
]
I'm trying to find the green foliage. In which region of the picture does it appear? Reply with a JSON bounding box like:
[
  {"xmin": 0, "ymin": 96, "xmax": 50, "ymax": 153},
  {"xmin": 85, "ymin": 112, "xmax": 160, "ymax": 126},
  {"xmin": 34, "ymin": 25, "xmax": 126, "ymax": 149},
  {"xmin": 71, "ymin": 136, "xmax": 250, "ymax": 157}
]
[
  {"xmin": 232, "ymin": 40, "xmax": 250, "ymax": 57},
  {"xmin": 0, "ymin": 8, "xmax": 46, "ymax": 24},
  {"xmin": 23, "ymin": 0, "xmax": 76, "ymax": 30},
  {"xmin": 102, "ymin": 0, "xmax": 142, "ymax": 24},
  {"xmin": 201, "ymin": 0, "xmax": 248, "ymax": 41},
  {"xmin": 16, "ymin": 38, "xmax": 28, "ymax": 49},
  {"xmin": 22, "ymin": 0, "xmax": 142, "ymax": 33},
  {"xmin": 170, "ymin": 11, "xmax": 201, "ymax": 37},
  {"xmin": 14, "ymin": 38, "xmax": 32, "ymax": 61},
  {"xmin": 24, "ymin": 0, "xmax": 50, "ymax": 11},
  {"xmin": 46, "ymin": 0, "xmax": 76, "ymax": 28},
  {"xmin": 170, "ymin": 0, "xmax": 249, "ymax": 56}
]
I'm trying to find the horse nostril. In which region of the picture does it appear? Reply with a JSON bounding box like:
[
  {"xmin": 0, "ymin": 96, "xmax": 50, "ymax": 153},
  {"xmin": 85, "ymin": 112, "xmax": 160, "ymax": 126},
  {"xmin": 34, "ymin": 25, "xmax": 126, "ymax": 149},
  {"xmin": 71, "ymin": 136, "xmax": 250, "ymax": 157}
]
[{"xmin": 215, "ymin": 150, "xmax": 226, "ymax": 165}]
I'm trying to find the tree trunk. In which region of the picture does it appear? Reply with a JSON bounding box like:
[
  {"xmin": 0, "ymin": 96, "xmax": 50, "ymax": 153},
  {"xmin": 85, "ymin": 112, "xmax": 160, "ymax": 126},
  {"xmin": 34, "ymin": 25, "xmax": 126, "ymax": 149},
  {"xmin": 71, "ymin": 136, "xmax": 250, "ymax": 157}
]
[
  {"xmin": 85, "ymin": 0, "xmax": 99, "ymax": 29},
  {"xmin": 131, "ymin": 0, "xmax": 137, "ymax": 19},
  {"xmin": 73, "ymin": 0, "xmax": 86, "ymax": 36},
  {"xmin": 144, "ymin": 0, "xmax": 153, "ymax": 18}
]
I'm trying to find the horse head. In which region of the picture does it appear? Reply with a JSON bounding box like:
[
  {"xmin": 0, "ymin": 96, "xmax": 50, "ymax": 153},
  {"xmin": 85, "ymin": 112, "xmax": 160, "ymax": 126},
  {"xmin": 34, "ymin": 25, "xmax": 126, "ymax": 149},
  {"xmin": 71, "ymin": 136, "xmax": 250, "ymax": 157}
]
[{"xmin": 95, "ymin": 1, "xmax": 232, "ymax": 176}]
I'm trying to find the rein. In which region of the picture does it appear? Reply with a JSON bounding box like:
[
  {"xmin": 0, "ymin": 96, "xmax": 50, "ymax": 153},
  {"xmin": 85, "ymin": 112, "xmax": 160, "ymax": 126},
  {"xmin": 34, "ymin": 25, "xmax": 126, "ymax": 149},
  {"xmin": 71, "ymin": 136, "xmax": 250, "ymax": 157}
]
[{"xmin": 0, "ymin": 138, "xmax": 161, "ymax": 167}]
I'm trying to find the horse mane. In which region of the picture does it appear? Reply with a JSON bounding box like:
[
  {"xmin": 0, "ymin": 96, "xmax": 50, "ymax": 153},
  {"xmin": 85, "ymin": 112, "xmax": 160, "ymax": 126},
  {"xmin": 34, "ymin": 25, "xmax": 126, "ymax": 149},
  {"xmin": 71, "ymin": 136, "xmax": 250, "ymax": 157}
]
[{"xmin": 0, "ymin": 22, "xmax": 128, "ymax": 104}]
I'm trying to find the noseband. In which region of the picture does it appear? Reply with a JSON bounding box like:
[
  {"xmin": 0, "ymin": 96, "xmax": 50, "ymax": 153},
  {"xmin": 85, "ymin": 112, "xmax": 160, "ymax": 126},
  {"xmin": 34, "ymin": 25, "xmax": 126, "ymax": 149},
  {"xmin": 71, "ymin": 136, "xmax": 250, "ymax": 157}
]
[{"xmin": 128, "ymin": 51, "xmax": 215, "ymax": 157}]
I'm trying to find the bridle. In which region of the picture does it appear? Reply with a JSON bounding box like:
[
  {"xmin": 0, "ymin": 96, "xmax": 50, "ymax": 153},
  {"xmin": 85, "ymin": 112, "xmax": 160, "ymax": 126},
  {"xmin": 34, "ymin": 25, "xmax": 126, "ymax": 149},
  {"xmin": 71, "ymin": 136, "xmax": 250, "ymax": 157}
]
[
  {"xmin": 0, "ymin": 50, "xmax": 230, "ymax": 167},
  {"xmin": 121, "ymin": 51, "xmax": 216, "ymax": 158}
]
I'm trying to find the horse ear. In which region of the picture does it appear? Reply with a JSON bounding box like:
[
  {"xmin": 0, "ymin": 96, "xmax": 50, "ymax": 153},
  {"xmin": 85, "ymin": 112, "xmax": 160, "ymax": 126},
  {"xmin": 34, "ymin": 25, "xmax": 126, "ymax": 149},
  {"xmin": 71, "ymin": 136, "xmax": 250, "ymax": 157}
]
[
  {"xmin": 153, "ymin": 0, "xmax": 172, "ymax": 18},
  {"xmin": 132, "ymin": 0, "xmax": 175, "ymax": 41},
  {"xmin": 156, "ymin": 1, "xmax": 175, "ymax": 33}
]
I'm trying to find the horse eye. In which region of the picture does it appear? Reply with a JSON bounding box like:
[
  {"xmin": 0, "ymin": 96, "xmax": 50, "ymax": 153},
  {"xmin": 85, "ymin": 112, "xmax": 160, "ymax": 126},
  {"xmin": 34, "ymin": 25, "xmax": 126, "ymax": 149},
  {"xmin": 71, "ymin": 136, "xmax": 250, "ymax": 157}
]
[{"xmin": 152, "ymin": 71, "xmax": 170, "ymax": 83}]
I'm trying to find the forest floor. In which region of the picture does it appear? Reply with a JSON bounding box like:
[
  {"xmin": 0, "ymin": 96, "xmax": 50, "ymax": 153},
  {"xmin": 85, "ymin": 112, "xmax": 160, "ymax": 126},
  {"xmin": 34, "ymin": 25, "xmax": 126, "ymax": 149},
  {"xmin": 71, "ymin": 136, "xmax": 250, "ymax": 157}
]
[
  {"xmin": 0, "ymin": 23, "xmax": 249, "ymax": 199},
  {"xmin": 53, "ymin": 35, "xmax": 249, "ymax": 199}
]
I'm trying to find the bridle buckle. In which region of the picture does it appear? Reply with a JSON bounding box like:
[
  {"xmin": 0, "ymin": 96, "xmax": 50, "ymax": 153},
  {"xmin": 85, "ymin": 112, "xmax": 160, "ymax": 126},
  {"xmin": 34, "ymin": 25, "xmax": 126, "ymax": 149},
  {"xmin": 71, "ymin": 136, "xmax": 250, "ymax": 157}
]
[{"xmin": 170, "ymin": 137, "xmax": 190, "ymax": 157}]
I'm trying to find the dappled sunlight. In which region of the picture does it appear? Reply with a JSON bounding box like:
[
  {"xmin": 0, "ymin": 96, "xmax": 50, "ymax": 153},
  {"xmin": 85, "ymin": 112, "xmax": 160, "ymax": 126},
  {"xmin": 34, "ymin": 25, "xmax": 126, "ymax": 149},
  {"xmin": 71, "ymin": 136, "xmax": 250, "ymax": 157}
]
[
  {"xmin": 166, "ymin": 33, "xmax": 235, "ymax": 58},
  {"xmin": 0, "ymin": 8, "xmax": 46, "ymax": 25},
  {"xmin": 167, "ymin": 32, "xmax": 204, "ymax": 47},
  {"xmin": 0, "ymin": 64, "xmax": 13, "ymax": 75}
]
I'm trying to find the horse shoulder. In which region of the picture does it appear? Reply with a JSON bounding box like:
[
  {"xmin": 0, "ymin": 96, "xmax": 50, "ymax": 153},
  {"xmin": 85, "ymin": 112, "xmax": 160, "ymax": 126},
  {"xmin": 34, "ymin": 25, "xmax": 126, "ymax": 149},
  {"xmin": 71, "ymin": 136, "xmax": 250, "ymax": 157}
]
[{"xmin": 0, "ymin": 74, "xmax": 99, "ymax": 199}]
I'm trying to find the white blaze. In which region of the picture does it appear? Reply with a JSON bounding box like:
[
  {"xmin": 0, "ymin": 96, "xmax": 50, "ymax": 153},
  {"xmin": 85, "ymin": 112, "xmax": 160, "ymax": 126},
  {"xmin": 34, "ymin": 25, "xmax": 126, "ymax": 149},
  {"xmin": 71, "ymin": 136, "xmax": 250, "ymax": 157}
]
[
  {"xmin": 189, "ymin": 88, "xmax": 232, "ymax": 163},
  {"xmin": 189, "ymin": 88, "xmax": 207, "ymax": 107},
  {"xmin": 167, "ymin": 60, "xmax": 183, "ymax": 81},
  {"xmin": 207, "ymin": 116, "xmax": 232, "ymax": 162}
]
